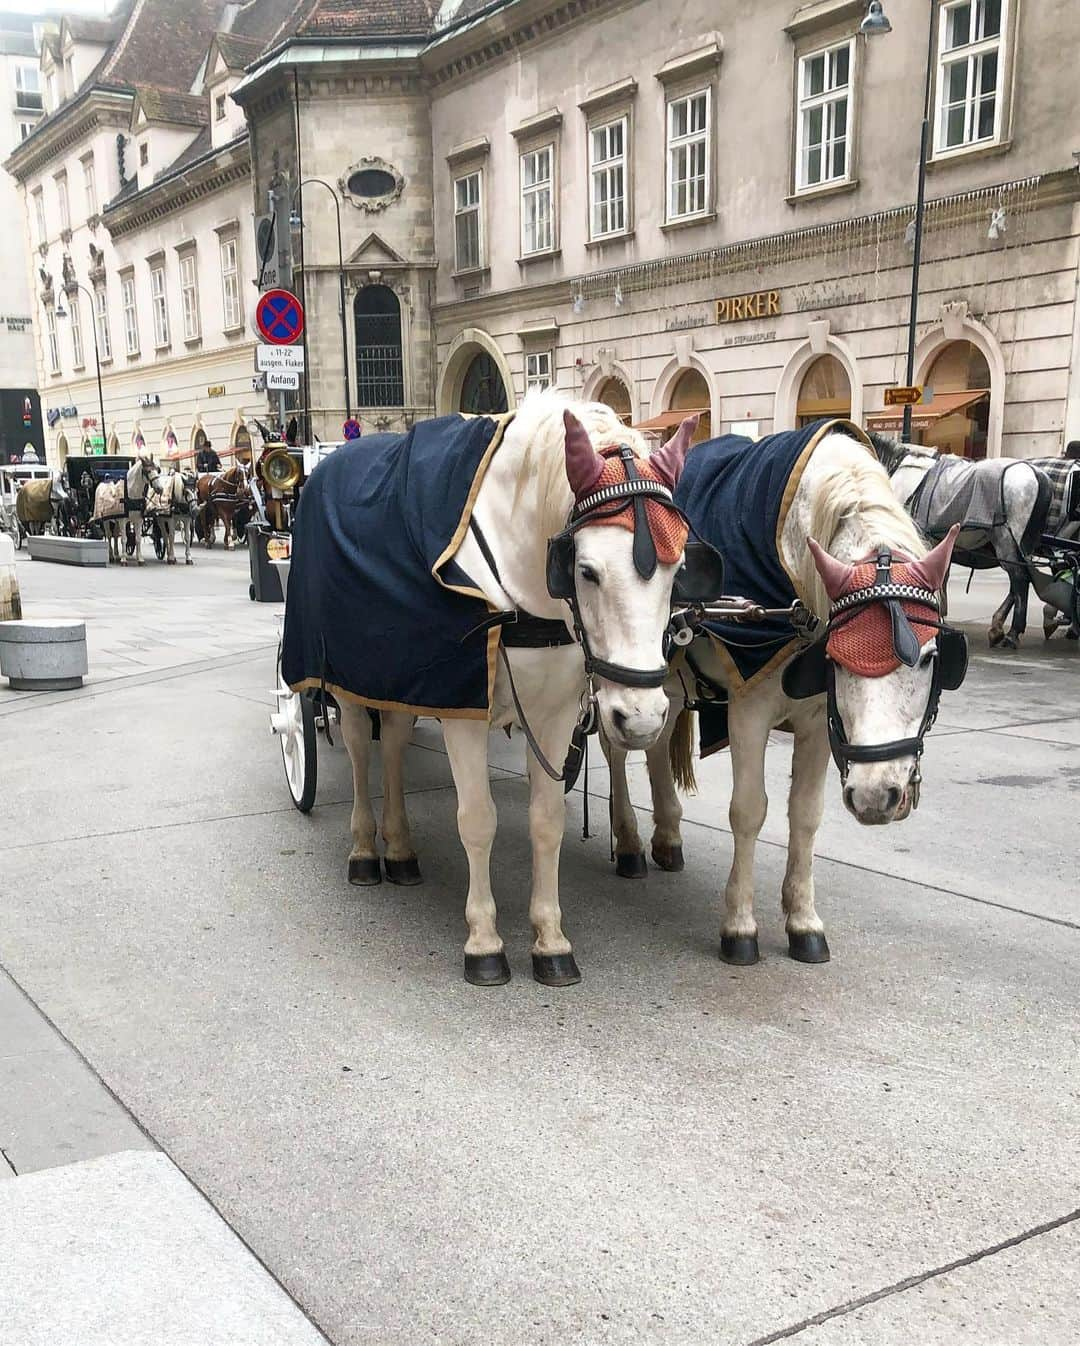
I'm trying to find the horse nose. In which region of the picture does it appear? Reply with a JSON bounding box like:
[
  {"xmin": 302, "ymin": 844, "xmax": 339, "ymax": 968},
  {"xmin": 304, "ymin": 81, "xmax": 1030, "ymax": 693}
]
[
  {"xmin": 844, "ymin": 779, "xmax": 904, "ymax": 825},
  {"xmin": 602, "ymin": 689, "xmax": 668, "ymax": 750},
  {"xmin": 611, "ymin": 707, "xmax": 629, "ymax": 735}
]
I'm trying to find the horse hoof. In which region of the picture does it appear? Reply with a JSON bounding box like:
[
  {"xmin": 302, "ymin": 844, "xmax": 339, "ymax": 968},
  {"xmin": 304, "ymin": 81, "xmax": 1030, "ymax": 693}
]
[
  {"xmin": 347, "ymin": 856, "xmax": 381, "ymax": 886},
  {"xmin": 1044, "ymin": 626, "xmax": 1056, "ymax": 641},
  {"xmin": 651, "ymin": 843, "xmax": 684, "ymax": 872},
  {"xmin": 1000, "ymin": 635, "xmax": 1019, "ymax": 650},
  {"xmin": 615, "ymin": 851, "xmax": 647, "ymax": 879},
  {"xmin": 384, "ymin": 856, "xmax": 422, "ymax": 886},
  {"xmin": 788, "ymin": 930, "xmax": 831, "ymax": 963},
  {"xmin": 186, "ymin": 559, "xmax": 193, "ymax": 566},
  {"xmin": 719, "ymin": 933, "xmax": 760, "ymax": 965},
  {"xmin": 465, "ymin": 951, "xmax": 511, "ymax": 986},
  {"xmin": 987, "ymin": 629, "xmax": 1003, "ymax": 648},
  {"xmin": 532, "ymin": 952, "xmax": 582, "ymax": 987},
  {"xmin": 167, "ymin": 558, "xmax": 176, "ymax": 566}
]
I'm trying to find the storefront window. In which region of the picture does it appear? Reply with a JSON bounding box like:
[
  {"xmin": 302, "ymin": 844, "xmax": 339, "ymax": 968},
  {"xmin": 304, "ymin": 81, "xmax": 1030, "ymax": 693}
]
[
  {"xmin": 796, "ymin": 354, "xmax": 851, "ymax": 426},
  {"xmin": 920, "ymin": 340, "xmax": 990, "ymax": 459},
  {"xmin": 668, "ymin": 368, "xmax": 711, "ymax": 443},
  {"xmin": 596, "ymin": 376, "xmax": 632, "ymax": 424}
]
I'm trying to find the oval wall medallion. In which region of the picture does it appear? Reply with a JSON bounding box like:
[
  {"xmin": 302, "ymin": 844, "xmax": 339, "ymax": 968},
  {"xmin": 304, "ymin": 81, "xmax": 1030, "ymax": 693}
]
[{"xmin": 340, "ymin": 158, "xmax": 405, "ymax": 213}]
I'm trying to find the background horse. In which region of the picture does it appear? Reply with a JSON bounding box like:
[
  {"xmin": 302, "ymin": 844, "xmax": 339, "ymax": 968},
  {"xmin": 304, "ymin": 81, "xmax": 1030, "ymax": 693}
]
[
  {"xmin": 871, "ymin": 435, "xmax": 1050, "ymax": 648},
  {"xmin": 93, "ymin": 454, "xmax": 160, "ymax": 565},
  {"xmin": 1024, "ymin": 456, "xmax": 1080, "ymax": 639},
  {"xmin": 15, "ymin": 473, "xmax": 68, "ymax": 540},
  {"xmin": 145, "ymin": 469, "xmax": 196, "ymax": 565},
  {"xmin": 606, "ymin": 427, "xmax": 963, "ymax": 968},
  {"xmin": 197, "ymin": 465, "xmax": 249, "ymax": 549},
  {"xmin": 286, "ymin": 394, "xmax": 698, "ymax": 987}
]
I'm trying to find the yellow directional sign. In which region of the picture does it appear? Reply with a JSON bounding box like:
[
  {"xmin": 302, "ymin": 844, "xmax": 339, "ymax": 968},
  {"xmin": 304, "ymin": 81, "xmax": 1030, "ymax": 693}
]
[{"xmin": 884, "ymin": 385, "xmax": 923, "ymax": 406}]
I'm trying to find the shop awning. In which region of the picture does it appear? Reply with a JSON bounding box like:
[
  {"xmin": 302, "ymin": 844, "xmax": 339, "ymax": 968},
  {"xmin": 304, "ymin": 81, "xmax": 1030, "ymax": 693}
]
[
  {"xmin": 632, "ymin": 408, "xmax": 710, "ymax": 431},
  {"xmin": 866, "ymin": 389, "xmax": 988, "ymax": 433}
]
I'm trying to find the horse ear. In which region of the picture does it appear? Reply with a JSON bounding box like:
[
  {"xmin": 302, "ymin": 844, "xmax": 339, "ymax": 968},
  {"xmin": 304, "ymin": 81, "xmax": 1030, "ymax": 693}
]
[
  {"xmin": 807, "ymin": 537, "xmax": 855, "ymax": 601},
  {"xmin": 908, "ymin": 523, "xmax": 960, "ymax": 593},
  {"xmin": 563, "ymin": 410, "xmax": 605, "ymax": 499},
  {"xmin": 648, "ymin": 415, "xmax": 698, "ymax": 487}
]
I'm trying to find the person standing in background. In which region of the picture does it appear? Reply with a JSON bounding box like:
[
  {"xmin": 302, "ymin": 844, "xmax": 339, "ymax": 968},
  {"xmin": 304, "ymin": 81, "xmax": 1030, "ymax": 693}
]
[{"xmin": 196, "ymin": 439, "xmax": 222, "ymax": 473}]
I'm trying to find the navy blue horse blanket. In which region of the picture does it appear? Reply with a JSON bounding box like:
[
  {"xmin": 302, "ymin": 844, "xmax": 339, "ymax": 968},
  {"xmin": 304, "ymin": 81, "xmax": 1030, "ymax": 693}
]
[
  {"xmin": 674, "ymin": 418, "xmax": 869, "ymax": 754},
  {"xmin": 282, "ymin": 414, "xmax": 508, "ymax": 718}
]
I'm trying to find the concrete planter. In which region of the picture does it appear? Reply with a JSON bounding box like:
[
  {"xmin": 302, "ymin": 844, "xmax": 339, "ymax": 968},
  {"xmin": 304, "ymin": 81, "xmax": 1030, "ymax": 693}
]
[
  {"xmin": 27, "ymin": 535, "xmax": 108, "ymax": 567},
  {"xmin": 0, "ymin": 620, "xmax": 88, "ymax": 690}
]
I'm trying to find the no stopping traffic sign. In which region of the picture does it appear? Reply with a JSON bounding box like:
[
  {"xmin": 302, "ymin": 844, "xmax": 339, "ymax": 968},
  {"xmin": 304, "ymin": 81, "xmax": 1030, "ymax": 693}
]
[{"xmin": 255, "ymin": 288, "xmax": 305, "ymax": 345}]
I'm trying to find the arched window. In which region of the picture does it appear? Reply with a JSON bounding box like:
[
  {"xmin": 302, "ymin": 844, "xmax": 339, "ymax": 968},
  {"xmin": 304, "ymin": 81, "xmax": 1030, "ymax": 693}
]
[
  {"xmin": 921, "ymin": 340, "xmax": 990, "ymax": 459},
  {"xmin": 106, "ymin": 432, "xmax": 120, "ymax": 455},
  {"xmin": 667, "ymin": 368, "xmax": 711, "ymax": 443},
  {"xmin": 355, "ymin": 285, "xmax": 404, "ymax": 407},
  {"xmin": 596, "ymin": 375, "xmax": 632, "ymax": 424},
  {"xmin": 56, "ymin": 433, "xmax": 69, "ymax": 466},
  {"xmin": 232, "ymin": 423, "xmax": 252, "ymax": 466},
  {"xmin": 459, "ymin": 352, "xmax": 508, "ymax": 414},
  {"xmin": 796, "ymin": 354, "xmax": 851, "ymax": 427}
]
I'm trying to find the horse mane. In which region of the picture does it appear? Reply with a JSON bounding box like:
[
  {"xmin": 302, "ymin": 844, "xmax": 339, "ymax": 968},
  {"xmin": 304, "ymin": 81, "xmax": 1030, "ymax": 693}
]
[
  {"xmin": 798, "ymin": 432, "xmax": 928, "ymax": 617},
  {"xmin": 507, "ymin": 390, "xmax": 651, "ymax": 541}
]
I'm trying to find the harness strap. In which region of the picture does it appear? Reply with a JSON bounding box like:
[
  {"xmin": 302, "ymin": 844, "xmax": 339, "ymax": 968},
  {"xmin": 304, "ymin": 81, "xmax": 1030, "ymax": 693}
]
[{"xmin": 497, "ymin": 645, "xmax": 593, "ymax": 792}]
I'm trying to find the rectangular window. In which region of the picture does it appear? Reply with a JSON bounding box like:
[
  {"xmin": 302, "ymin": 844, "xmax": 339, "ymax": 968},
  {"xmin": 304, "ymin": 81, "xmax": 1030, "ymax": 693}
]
[
  {"xmin": 179, "ymin": 253, "xmax": 200, "ymax": 341},
  {"xmin": 525, "ymin": 350, "xmax": 552, "ymax": 395},
  {"xmin": 46, "ymin": 72, "xmax": 55, "ymax": 111},
  {"xmin": 150, "ymin": 263, "xmax": 169, "ymax": 347},
  {"xmin": 32, "ymin": 188, "xmax": 45, "ymax": 243},
  {"xmin": 15, "ymin": 63, "xmax": 41, "ymax": 111},
  {"xmin": 45, "ymin": 305, "xmax": 59, "ymax": 373},
  {"xmin": 666, "ymin": 90, "xmax": 710, "ymax": 221},
  {"xmin": 215, "ymin": 94, "xmax": 227, "ymax": 121},
  {"xmin": 219, "ymin": 237, "xmax": 241, "ymax": 330},
  {"xmin": 453, "ymin": 172, "xmax": 482, "ymax": 271},
  {"xmin": 937, "ymin": 0, "xmax": 1005, "ymax": 151},
  {"xmin": 69, "ymin": 294, "xmax": 84, "ymax": 368},
  {"xmin": 16, "ymin": 120, "xmax": 33, "ymax": 146},
  {"xmin": 796, "ymin": 40, "xmax": 853, "ymax": 189},
  {"xmin": 520, "ymin": 145, "xmax": 554, "ymax": 255},
  {"xmin": 82, "ymin": 157, "xmax": 97, "ymax": 217},
  {"xmin": 94, "ymin": 283, "xmax": 111, "ymax": 361},
  {"xmin": 589, "ymin": 116, "xmax": 628, "ymax": 239},
  {"xmin": 139, "ymin": 141, "xmax": 149, "ymax": 167},
  {"xmin": 55, "ymin": 173, "xmax": 69, "ymax": 231},
  {"xmin": 121, "ymin": 273, "xmax": 139, "ymax": 355}
]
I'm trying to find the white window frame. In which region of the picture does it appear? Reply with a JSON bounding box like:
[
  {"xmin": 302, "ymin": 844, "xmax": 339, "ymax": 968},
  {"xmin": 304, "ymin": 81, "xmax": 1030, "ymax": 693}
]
[
  {"xmin": 453, "ymin": 170, "xmax": 483, "ymax": 272},
  {"xmin": 55, "ymin": 173, "xmax": 69, "ymax": 232},
  {"xmin": 215, "ymin": 93, "xmax": 227, "ymax": 122},
  {"xmin": 69, "ymin": 294, "xmax": 84, "ymax": 368},
  {"xmin": 525, "ymin": 350, "xmax": 553, "ymax": 395},
  {"xmin": 588, "ymin": 115, "xmax": 629, "ymax": 240},
  {"xmin": 16, "ymin": 120, "xmax": 33, "ymax": 145},
  {"xmin": 219, "ymin": 236, "xmax": 241, "ymax": 330},
  {"xmin": 15, "ymin": 63, "xmax": 41, "ymax": 111},
  {"xmin": 665, "ymin": 88, "xmax": 711, "ymax": 223},
  {"xmin": 150, "ymin": 262, "xmax": 169, "ymax": 348},
  {"xmin": 795, "ymin": 39, "xmax": 855, "ymax": 191},
  {"xmin": 179, "ymin": 252, "xmax": 200, "ymax": 341},
  {"xmin": 32, "ymin": 188, "xmax": 46, "ymax": 244},
  {"xmin": 45, "ymin": 305, "xmax": 60, "ymax": 374},
  {"xmin": 935, "ymin": 0, "xmax": 1007, "ymax": 155},
  {"xmin": 82, "ymin": 157, "xmax": 97, "ymax": 217},
  {"xmin": 520, "ymin": 144, "xmax": 555, "ymax": 256},
  {"xmin": 121, "ymin": 273, "xmax": 139, "ymax": 355},
  {"xmin": 93, "ymin": 282, "xmax": 111, "ymax": 361}
]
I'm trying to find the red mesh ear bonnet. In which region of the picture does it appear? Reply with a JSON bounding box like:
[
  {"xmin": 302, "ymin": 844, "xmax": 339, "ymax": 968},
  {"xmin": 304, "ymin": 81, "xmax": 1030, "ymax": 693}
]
[
  {"xmin": 827, "ymin": 559, "xmax": 939, "ymax": 677},
  {"xmin": 578, "ymin": 447, "xmax": 689, "ymax": 564}
]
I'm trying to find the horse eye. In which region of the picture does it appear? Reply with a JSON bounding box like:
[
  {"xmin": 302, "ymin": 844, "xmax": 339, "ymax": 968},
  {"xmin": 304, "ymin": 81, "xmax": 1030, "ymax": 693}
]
[{"xmin": 579, "ymin": 564, "xmax": 600, "ymax": 585}]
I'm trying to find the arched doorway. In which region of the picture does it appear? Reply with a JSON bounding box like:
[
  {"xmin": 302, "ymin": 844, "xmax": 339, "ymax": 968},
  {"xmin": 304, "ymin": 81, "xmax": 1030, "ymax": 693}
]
[
  {"xmin": 596, "ymin": 375, "xmax": 632, "ymax": 425},
  {"xmin": 460, "ymin": 352, "xmax": 508, "ymax": 414},
  {"xmin": 920, "ymin": 341, "xmax": 990, "ymax": 459},
  {"xmin": 355, "ymin": 285, "xmax": 404, "ymax": 408},
  {"xmin": 667, "ymin": 368, "xmax": 711, "ymax": 444},
  {"xmin": 56, "ymin": 433, "xmax": 69, "ymax": 467},
  {"xmin": 232, "ymin": 423, "xmax": 252, "ymax": 467},
  {"xmin": 796, "ymin": 354, "xmax": 851, "ymax": 426}
]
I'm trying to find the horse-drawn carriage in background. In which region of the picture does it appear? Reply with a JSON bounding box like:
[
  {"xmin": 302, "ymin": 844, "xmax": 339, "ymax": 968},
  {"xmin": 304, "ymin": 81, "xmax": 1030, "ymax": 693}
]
[{"xmin": 0, "ymin": 463, "xmax": 58, "ymax": 547}]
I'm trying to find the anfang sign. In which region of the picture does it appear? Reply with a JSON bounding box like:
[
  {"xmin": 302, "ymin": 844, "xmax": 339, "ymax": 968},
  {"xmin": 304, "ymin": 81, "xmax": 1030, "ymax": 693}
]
[
  {"xmin": 266, "ymin": 370, "xmax": 300, "ymax": 391},
  {"xmin": 716, "ymin": 290, "xmax": 781, "ymax": 323}
]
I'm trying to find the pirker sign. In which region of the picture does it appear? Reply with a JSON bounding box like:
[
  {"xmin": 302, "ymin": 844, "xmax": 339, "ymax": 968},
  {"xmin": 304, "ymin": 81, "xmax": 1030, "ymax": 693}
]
[{"xmin": 716, "ymin": 289, "xmax": 782, "ymax": 323}]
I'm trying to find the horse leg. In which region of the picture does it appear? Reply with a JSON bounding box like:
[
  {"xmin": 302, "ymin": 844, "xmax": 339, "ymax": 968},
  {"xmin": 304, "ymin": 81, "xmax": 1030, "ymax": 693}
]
[
  {"xmin": 133, "ymin": 511, "xmax": 144, "ymax": 566},
  {"xmin": 166, "ymin": 517, "xmax": 176, "ymax": 565},
  {"xmin": 378, "ymin": 710, "xmax": 421, "ymax": 885},
  {"xmin": 222, "ymin": 507, "xmax": 232, "ymax": 551},
  {"xmin": 647, "ymin": 702, "xmax": 685, "ymax": 872},
  {"xmin": 781, "ymin": 702, "xmax": 831, "ymax": 964},
  {"xmin": 720, "ymin": 694, "xmax": 774, "ymax": 965},
  {"xmin": 599, "ymin": 733, "xmax": 646, "ymax": 877},
  {"xmin": 524, "ymin": 698, "xmax": 581, "ymax": 985},
  {"xmin": 205, "ymin": 506, "xmax": 215, "ymax": 549},
  {"xmin": 184, "ymin": 518, "xmax": 193, "ymax": 564},
  {"xmin": 116, "ymin": 521, "xmax": 127, "ymax": 566},
  {"xmin": 442, "ymin": 718, "xmax": 507, "ymax": 986},
  {"xmin": 339, "ymin": 702, "xmax": 381, "ymax": 886}
]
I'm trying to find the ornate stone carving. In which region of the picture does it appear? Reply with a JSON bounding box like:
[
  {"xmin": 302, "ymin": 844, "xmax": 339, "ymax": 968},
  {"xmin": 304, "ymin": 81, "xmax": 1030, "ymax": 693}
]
[
  {"xmin": 339, "ymin": 157, "xmax": 405, "ymax": 214},
  {"xmin": 940, "ymin": 299, "xmax": 969, "ymax": 341}
]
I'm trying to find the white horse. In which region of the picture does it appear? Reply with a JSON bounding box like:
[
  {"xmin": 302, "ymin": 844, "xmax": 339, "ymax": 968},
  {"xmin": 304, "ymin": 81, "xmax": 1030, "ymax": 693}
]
[
  {"xmin": 146, "ymin": 469, "xmax": 196, "ymax": 565},
  {"xmin": 93, "ymin": 454, "xmax": 160, "ymax": 565},
  {"xmin": 335, "ymin": 395, "xmax": 698, "ymax": 987},
  {"xmin": 606, "ymin": 430, "xmax": 961, "ymax": 966}
]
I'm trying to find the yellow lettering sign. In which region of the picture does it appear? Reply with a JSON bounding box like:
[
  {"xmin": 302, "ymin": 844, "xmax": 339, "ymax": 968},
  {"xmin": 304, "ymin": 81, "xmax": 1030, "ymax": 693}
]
[{"xmin": 715, "ymin": 290, "xmax": 782, "ymax": 324}]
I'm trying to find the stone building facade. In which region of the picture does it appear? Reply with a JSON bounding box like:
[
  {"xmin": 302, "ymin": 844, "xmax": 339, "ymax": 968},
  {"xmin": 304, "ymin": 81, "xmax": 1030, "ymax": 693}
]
[{"xmin": 237, "ymin": 0, "xmax": 1080, "ymax": 460}]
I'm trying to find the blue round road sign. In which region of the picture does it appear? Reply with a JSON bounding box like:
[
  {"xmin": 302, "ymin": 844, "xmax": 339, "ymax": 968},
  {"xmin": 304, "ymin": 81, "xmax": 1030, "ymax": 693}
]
[
  {"xmin": 255, "ymin": 288, "xmax": 305, "ymax": 345},
  {"xmin": 342, "ymin": 418, "xmax": 362, "ymax": 440}
]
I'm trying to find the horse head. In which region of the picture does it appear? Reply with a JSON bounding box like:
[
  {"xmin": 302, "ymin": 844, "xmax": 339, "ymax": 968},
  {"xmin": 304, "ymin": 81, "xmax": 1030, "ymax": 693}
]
[{"xmin": 556, "ymin": 407, "xmax": 698, "ymax": 752}]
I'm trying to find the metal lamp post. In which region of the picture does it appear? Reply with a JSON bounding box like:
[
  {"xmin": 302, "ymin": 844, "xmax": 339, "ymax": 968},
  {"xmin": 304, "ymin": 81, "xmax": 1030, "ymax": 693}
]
[
  {"xmin": 861, "ymin": 0, "xmax": 935, "ymax": 443},
  {"xmin": 291, "ymin": 178, "xmax": 352, "ymax": 426},
  {"xmin": 58, "ymin": 280, "xmax": 108, "ymax": 454}
]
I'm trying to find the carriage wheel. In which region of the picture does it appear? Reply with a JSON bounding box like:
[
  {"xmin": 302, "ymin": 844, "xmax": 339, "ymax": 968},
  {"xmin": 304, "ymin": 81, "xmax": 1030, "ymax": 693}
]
[
  {"xmin": 125, "ymin": 522, "xmax": 136, "ymax": 556},
  {"xmin": 153, "ymin": 520, "xmax": 167, "ymax": 561},
  {"xmin": 271, "ymin": 646, "xmax": 317, "ymax": 812}
]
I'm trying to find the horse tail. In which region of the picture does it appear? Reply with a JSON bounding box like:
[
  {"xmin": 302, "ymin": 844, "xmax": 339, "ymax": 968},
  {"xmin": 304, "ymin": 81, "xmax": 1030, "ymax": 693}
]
[{"xmin": 669, "ymin": 706, "xmax": 697, "ymax": 795}]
